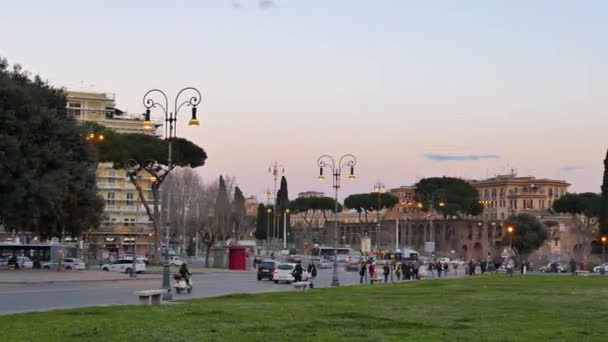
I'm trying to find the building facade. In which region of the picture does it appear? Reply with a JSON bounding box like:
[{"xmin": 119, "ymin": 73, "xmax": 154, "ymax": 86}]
[
  {"xmin": 470, "ymin": 174, "xmax": 570, "ymax": 221},
  {"xmin": 68, "ymin": 91, "xmax": 157, "ymax": 260}
]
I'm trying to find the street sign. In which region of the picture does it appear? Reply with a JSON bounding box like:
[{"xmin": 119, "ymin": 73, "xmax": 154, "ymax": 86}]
[{"xmin": 424, "ymin": 242, "xmax": 435, "ymax": 253}]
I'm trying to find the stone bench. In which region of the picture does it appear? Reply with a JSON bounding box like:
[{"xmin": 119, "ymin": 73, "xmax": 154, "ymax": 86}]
[
  {"xmin": 371, "ymin": 277, "xmax": 384, "ymax": 284},
  {"xmin": 576, "ymin": 270, "xmax": 591, "ymax": 276},
  {"xmin": 292, "ymin": 281, "xmax": 310, "ymax": 291},
  {"xmin": 135, "ymin": 289, "xmax": 165, "ymax": 305}
]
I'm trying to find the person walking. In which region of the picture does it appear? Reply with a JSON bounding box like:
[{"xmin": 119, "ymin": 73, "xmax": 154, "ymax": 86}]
[
  {"xmin": 436, "ymin": 261, "xmax": 442, "ymax": 278},
  {"xmin": 569, "ymin": 258, "xmax": 577, "ymax": 276},
  {"xmin": 369, "ymin": 263, "xmax": 376, "ymax": 284},
  {"xmin": 359, "ymin": 263, "xmax": 367, "ymax": 284},
  {"xmin": 443, "ymin": 262, "xmax": 449, "ymax": 277},
  {"xmin": 395, "ymin": 263, "xmax": 402, "ymax": 281},
  {"xmin": 468, "ymin": 259, "xmax": 476, "ymax": 276},
  {"xmin": 307, "ymin": 262, "xmax": 317, "ymax": 288},
  {"xmin": 506, "ymin": 258, "xmax": 514, "ymax": 277},
  {"xmin": 383, "ymin": 262, "xmax": 390, "ymax": 283},
  {"xmin": 428, "ymin": 260, "xmax": 435, "ymax": 279}
]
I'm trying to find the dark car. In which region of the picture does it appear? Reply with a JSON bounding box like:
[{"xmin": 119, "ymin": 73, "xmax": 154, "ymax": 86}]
[{"xmin": 257, "ymin": 260, "xmax": 280, "ymax": 281}]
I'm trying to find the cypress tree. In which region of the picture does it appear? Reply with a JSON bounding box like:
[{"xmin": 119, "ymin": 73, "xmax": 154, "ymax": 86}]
[
  {"xmin": 277, "ymin": 176, "xmax": 290, "ymax": 240},
  {"xmin": 255, "ymin": 203, "xmax": 267, "ymax": 240},
  {"xmin": 599, "ymin": 150, "xmax": 608, "ymax": 236}
]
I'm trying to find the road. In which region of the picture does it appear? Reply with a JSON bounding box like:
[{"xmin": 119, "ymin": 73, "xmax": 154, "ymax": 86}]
[{"xmin": 0, "ymin": 268, "xmax": 368, "ymax": 314}]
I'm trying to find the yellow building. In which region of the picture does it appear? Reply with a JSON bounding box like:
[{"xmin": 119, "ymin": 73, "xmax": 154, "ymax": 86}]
[
  {"xmin": 68, "ymin": 91, "xmax": 158, "ymax": 259},
  {"xmin": 471, "ymin": 174, "xmax": 570, "ymax": 221}
]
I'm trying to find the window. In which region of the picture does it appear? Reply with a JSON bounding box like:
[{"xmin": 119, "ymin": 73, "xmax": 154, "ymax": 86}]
[
  {"xmin": 108, "ymin": 177, "xmax": 115, "ymax": 184},
  {"xmin": 548, "ymin": 188, "xmax": 553, "ymax": 197},
  {"xmin": 127, "ymin": 193, "xmax": 134, "ymax": 205},
  {"xmin": 124, "ymin": 218, "xmax": 130, "ymax": 226},
  {"xmin": 107, "ymin": 192, "xmax": 115, "ymax": 205},
  {"xmin": 68, "ymin": 102, "xmax": 81, "ymax": 116},
  {"xmin": 540, "ymin": 200, "xmax": 545, "ymax": 209}
]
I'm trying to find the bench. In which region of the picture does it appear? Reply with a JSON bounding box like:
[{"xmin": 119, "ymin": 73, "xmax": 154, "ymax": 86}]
[
  {"xmin": 575, "ymin": 270, "xmax": 591, "ymax": 276},
  {"xmin": 292, "ymin": 281, "xmax": 310, "ymax": 291},
  {"xmin": 371, "ymin": 277, "xmax": 384, "ymax": 284},
  {"xmin": 134, "ymin": 290, "xmax": 166, "ymax": 305}
]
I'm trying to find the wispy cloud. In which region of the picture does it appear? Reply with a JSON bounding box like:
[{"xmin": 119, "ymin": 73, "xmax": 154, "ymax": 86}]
[
  {"xmin": 424, "ymin": 153, "xmax": 500, "ymax": 161},
  {"xmin": 231, "ymin": 1, "xmax": 242, "ymax": 9},
  {"xmin": 259, "ymin": 0, "xmax": 277, "ymax": 9},
  {"xmin": 559, "ymin": 165, "xmax": 584, "ymax": 172}
]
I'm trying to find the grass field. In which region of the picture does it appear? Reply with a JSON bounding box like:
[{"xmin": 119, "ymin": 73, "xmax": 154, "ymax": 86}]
[{"xmin": 2, "ymin": 275, "xmax": 608, "ymax": 341}]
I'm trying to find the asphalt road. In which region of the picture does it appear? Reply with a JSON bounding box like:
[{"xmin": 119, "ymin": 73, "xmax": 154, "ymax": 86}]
[{"xmin": 0, "ymin": 268, "xmax": 370, "ymax": 314}]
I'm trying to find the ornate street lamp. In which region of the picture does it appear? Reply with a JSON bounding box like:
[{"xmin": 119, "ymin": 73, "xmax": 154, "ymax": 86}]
[
  {"xmin": 317, "ymin": 154, "xmax": 357, "ymax": 286},
  {"xmin": 142, "ymin": 87, "xmax": 202, "ymax": 300}
]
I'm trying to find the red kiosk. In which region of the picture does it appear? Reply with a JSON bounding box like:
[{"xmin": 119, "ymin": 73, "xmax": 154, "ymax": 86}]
[{"xmin": 228, "ymin": 246, "xmax": 248, "ymax": 271}]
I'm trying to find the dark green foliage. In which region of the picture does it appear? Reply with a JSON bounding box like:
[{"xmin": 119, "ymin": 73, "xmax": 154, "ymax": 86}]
[
  {"xmin": 553, "ymin": 193, "xmax": 600, "ymax": 217},
  {"xmin": 503, "ymin": 214, "xmax": 548, "ymax": 256},
  {"xmin": 255, "ymin": 204, "xmax": 267, "ymax": 240},
  {"xmin": 0, "ymin": 57, "xmax": 104, "ymax": 237},
  {"xmin": 414, "ymin": 177, "xmax": 482, "ymax": 217},
  {"xmin": 344, "ymin": 193, "xmax": 399, "ymax": 212},
  {"xmin": 290, "ymin": 196, "xmax": 338, "ymax": 213},
  {"xmin": 232, "ymin": 186, "xmax": 246, "ymax": 239},
  {"xmin": 276, "ymin": 176, "xmax": 290, "ymax": 239},
  {"xmin": 600, "ymin": 150, "xmax": 608, "ymax": 236}
]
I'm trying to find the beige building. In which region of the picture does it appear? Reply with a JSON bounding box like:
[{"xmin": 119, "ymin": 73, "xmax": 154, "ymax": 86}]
[
  {"xmin": 68, "ymin": 91, "xmax": 158, "ymax": 259},
  {"xmin": 470, "ymin": 174, "xmax": 570, "ymax": 221}
]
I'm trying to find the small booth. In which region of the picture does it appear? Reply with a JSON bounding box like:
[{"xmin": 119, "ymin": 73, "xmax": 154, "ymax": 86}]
[{"xmin": 228, "ymin": 246, "xmax": 247, "ymax": 271}]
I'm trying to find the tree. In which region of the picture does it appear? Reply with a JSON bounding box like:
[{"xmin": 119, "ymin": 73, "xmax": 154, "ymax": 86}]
[
  {"xmin": 289, "ymin": 196, "xmax": 338, "ymax": 247},
  {"xmin": 276, "ymin": 176, "xmax": 290, "ymax": 240},
  {"xmin": 255, "ymin": 204, "xmax": 267, "ymax": 240},
  {"xmin": 553, "ymin": 192, "xmax": 601, "ymax": 259},
  {"xmin": 0, "ymin": 57, "xmax": 104, "ymax": 238},
  {"xmin": 232, "ymin": 186, "xmax": 246, "ymax": 241},
  {"xmin": 414, "ymin": 177, "xmax": 483, "ymax": 218},
  {"xmin": 95, "ymin": 127, "xmax": 207, "ymax": 263},
  {"xmin": 344, "ymin": 193, "xmax": 399, "ymax": 223},
  {"xmin": 503, "ymin": 214, "xmax": 548, "ymax": 257},
  {"xmin": 599, "ymin": 149, "xmax": 608, "ymax": 236}
]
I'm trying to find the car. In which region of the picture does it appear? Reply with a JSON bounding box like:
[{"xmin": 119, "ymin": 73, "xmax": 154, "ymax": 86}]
[
  {"xmin": 42, "ymin": 258, "xmax": 86, "ymax": 270},
  {"xmin": 1, "ymin": 256, "xmax": 33, "ymax": 269},
  {"xmin": 257, "ymin": 260, "xmax": 280, "ymax": 280},
  {"xmin": 539, "ymin": 262, "xmax": 566, "ymax": 273},
  {"xmin": 345, "ymin": 257, "xmax": 361, "ymax": 272},
  {"xmin": 437, "ymin": 257, "xmax": 451, "ymax": 264},
  {"xmin": 336, "ymin": 254, "xmax": 349, "ymax": 263},
  {"xmin": 169, "ymin": 256, "xmax": 184, "ymax": 267},
  {"xmin": 319, "ymin": 259, "xmax": 333, "ymax": 269},
  {"xmin": 124, "ymin": 254, "xmax": 149, "ymax": 264},
  {"xmin": 272, "ymin": 263, "xmax": 309, "ymax": 284},
  {"xmin": 101, "ymin": 259, "xmax": 146, "ymax": 273},
  {"xmin": 592, "ymin": 263, "xmax": 608, "ymax": 273}
]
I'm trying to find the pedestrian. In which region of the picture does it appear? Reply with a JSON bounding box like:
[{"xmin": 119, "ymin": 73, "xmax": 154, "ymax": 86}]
[
  {"xmin": 468, "ymin": 259, "xmax": 476, "ymax": 276},
  {"xmin": 486, "ymin": 253, "xmax": 493, "ymax": 273},
  {"xmin": 369, "ymin": 263, "xmax": 376, "ymax": 284},
  {"xmin": 428, "ymin": 261, "xmax": 435, "ymax": 278},
  {"xmin": 443, "ymin": 262, "xmax": 449, "ymax": 277},
  {"xmin": 359, "ymin": 263, "xmax": 367, "ymax": 284},
  {"xmin": 292, "ymin": 261, "xmax": 303, "ymax": 282},
  {"xmin": 395, "ymin": 263, "xmax": 402, "ymax": 281},
  {"xmin": 480, "ymin": 260, "xmax": 487, "ymax": 274},
  {"xmin": 569, "ymin": 258, "xmax": 577, "ymax": 276},
  {"xmin": 506, "ymin": 258, "xmax": 514, "ymax": 277},
  {"xmin": 436, "ymin": 261, "xmax": 442, "ymax": 278},
  {"xmin": 383, "ymin": 262, "xmax": 390, "ymax": 283},
  {"xmin": 413, "ymin": 259, "xmax": 420, "ymax": 280}
]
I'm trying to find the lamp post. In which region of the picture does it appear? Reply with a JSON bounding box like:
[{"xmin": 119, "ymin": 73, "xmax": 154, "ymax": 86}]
[
  {"xmin": 318, "ymin": 154, "xmax": 357, "ymax": 287},
  {"xmin": 418, "ymin": 190, "xmax": 444, "ymax": 255},
  {"xmin": 142, "ymin": 87, "xmax": 201, "ymax": 301},
  {"xmin": 269, "ymin": 161, "xmax": 285, "ymax": 248},
  {"xmin": 283, "ymin": 208, "xmax": 290, "ymax": 250},
  {"xmin": 373, "ymin": 182, "xmax": 386, "ymax": 253},
  {"xmin": 266, "ymin": 208, "xmax": 272, "ymax": 250},
  {"xmin": 602, "ymin": 236, "xmax": 607, "ymax": 263},
  {"xmin": 507, "ymin": 225, "xmax": 514, "ymax": 257}
]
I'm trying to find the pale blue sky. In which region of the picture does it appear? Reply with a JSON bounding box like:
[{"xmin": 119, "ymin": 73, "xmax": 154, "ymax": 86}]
[{"xmin": 1, "ymin": 0, "xmax": 606, "ymax": 199}]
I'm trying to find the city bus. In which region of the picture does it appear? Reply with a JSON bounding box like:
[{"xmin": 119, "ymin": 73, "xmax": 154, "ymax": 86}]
[{"xmin": 312, "ymin": 246, "xmax": 352, "ymax": 261}]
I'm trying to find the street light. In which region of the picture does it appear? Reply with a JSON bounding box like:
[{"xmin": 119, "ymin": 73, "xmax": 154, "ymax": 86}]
[
  {"xmin": 507, "ymin": 225, "xmax": 514, "ymax": 256},
  {"xmin": 602, "ymin": 236, "xmax": 607, "ymax": 263},
  {"xmin": 142, "ymin": 87, "xmax": 202, "ymax": 301},
  {"xmin": 269, "ymin": 161, "xmax": 285, "ymax": 248},
  {"xmin": 373, "ymin": 182, "xmax": 386, "ymax": 253},
  {"xmin": 318, "ymin": 153, "xmax": 357, "ymax": 287},
  {"xmin": 283, "ymin": 208, "xmax": 290, "ymax": 250}
]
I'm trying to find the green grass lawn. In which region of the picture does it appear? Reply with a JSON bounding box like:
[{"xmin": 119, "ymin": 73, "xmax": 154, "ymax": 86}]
[{"xmin": 2, "ymin": 275, "xmax": 608, "ymax": 341}]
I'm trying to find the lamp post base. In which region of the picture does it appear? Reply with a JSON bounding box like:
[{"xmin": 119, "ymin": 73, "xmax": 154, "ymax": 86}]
[
  {"xmin": 331, "ymin": 261, "xmax": 340, "ymax": 287},
  {"xmin": 161, "ymin": 262, "xmax": 172, "ymax": 301}
]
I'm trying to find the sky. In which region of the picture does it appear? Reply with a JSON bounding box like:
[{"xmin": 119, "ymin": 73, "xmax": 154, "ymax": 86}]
[{"xmin": 1, "ymin": 0, "xmax": 606, "ymax": 200}]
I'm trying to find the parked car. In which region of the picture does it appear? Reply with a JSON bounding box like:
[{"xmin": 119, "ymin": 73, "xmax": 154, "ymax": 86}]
[
  {"xmin": 592, "ymin": 263, "xmax": 608, "ymax": 273},
  {"xmin": 257, "ymin": 260, "xmax": 280, "ymax": 281},
  {"xmin": 42, "ymin": 258, "xmax": 86, "ymax": 270},
  {"xmin": 1, "ymin": 256, "xmax": 33, "ymax": 269},
  {"xmin": 101, "ymin": 259, "xmax": 146, "ymax": 273},
  {"xmin": 345, "ymin": 258, "xmax": 360, "ymax": 272},
  {"xmin": 272, "ymin": 263, "xmax": 309, "ymax": 284},
  {"xmin": 319, "ymin": 259, "xmax": 333, "ymax": 269},
  {"xmin": 539, "ymin": 262, "xmax": 566, "ymax": 273},
  {"xmin": 169, "ymin": 256, "xmax": 185, "ymax": 267}
]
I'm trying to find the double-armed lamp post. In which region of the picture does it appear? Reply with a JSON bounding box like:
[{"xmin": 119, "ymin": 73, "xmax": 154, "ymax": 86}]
[
  {"xmin": 373, "ymin": 182, "xmax": 386, "ymax": 252},
  {"xmin": 142, "ymin": 87, "xmax": 202, "ymax": 300},
  {"xmin": 318, "ymin": 154, "xmax": 357, "ymax": 287}
]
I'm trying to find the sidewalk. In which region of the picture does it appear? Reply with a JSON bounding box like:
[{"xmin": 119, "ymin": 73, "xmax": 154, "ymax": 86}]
[{"xmin": 0, "ymin": 266, "xmax": 255, "ymax": 284}]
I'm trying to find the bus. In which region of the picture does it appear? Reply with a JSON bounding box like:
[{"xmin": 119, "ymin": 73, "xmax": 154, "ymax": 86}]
[
  {"xmin": 0, "ymin": 243, "xmax": 77, "ymax": 267},
  {"xmin": 382, "ymin": 249, "xmax": 419, "ymax": 262},
  {"xmin": 312, "ymin": 246, "xmax": 352, "ymax": 261}
]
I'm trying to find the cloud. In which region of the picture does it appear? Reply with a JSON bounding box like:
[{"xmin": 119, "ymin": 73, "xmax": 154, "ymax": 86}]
[
  {"xmin": 424, "ymin": 153, "xmax": 500, "ymax": 161},
  {"xmin": 232, "ymin": 1, "xmax": 241, "ymax": 9},
  {"xmin": 258, "ymin": 0, "xmax": 277, "ymax": 9},
  {"xmin": 559, "ymin": 165, "xmax": 584, "ymax": 172}
]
